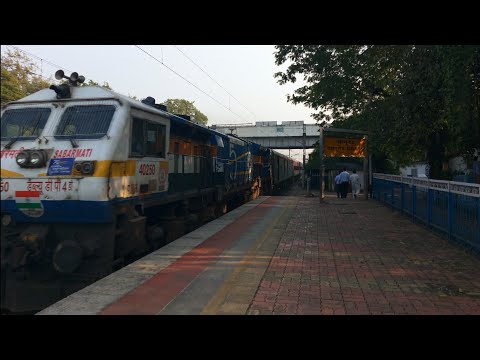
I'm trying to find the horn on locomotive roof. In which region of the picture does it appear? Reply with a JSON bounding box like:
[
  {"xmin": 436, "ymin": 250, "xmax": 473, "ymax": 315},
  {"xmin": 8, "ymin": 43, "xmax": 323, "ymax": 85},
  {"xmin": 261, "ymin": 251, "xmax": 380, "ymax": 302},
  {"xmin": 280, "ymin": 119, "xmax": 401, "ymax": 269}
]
[
  {"xmin": 54, "ymin": 70, "xmax": 85, "ymax": 87},
  {"xmin": 50, "ymin": 70, "xmax": 86, "ymax": 99}
]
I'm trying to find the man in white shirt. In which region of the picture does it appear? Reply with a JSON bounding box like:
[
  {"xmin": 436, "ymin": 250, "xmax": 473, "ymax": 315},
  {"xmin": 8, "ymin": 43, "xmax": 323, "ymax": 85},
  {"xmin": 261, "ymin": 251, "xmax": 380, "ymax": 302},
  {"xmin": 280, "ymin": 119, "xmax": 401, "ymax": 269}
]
[{"xmin": 349, "ymin": 170, "xmax": 361, "ymax": 199}]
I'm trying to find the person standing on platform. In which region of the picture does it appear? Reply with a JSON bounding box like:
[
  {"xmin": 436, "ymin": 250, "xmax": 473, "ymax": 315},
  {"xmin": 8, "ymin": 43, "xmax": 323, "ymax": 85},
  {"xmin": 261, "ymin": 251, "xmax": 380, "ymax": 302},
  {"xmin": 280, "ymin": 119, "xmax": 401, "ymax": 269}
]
[
  {"xmin": 339, "ymin": 167, "xmax": 350, "ymax": 198},
  {"xmin": 334, "ymin": 171, "xmax": 342, "ymax": 198},
  {"xmin": 349, "ymin": 170, "xmax": 361, "ymax": 199}
]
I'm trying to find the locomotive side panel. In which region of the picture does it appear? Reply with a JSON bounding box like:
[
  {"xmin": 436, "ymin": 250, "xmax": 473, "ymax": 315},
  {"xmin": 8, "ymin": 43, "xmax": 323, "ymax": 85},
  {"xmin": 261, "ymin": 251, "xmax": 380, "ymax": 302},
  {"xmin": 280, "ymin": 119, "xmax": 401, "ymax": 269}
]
[
  {"xmin": 106, "ymin": 107, "xmax": 170, "ymax": 203},
  {"xmin": 225, "ymin": 136, "xmax": 252, "ymax": 191}
]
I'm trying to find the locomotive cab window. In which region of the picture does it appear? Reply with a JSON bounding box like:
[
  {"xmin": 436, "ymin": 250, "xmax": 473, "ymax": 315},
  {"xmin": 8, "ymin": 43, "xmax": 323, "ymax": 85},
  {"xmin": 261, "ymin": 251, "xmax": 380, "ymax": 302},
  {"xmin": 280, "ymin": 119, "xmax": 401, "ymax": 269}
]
[
  {"xmin": 130, "ymin": 117, "xmax": 166, "ymax": 158},
  {"xmin": 55, "ymin": 105, "xmax": 115, "ymax": 139},
  {"xmin": 1, "ymin": 107, "xmax": 51, "ymax": 140},
  {"xmin": 146, "ymin": 122, "xmax": 166, "ymax": 158}
]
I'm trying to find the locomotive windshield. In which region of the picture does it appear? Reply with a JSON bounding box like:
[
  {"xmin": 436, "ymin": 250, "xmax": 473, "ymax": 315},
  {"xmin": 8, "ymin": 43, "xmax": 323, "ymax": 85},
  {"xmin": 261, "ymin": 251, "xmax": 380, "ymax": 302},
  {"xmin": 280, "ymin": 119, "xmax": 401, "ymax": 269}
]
[
  {"xmin": 55, "ymin": 105, "xmax": 115, "ymax": 139},
  {"xmin": 1, "ymin": 107, "xmax": 51, "ymax": 140}
]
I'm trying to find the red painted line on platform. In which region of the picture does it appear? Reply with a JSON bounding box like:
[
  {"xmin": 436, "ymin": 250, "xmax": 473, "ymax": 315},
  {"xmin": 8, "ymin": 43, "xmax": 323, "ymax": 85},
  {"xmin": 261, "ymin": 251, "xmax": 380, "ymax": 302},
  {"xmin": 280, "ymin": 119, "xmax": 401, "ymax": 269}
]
[{"xmin": 100, "ymin": 197, "xmax": 278, "ymax": 315}]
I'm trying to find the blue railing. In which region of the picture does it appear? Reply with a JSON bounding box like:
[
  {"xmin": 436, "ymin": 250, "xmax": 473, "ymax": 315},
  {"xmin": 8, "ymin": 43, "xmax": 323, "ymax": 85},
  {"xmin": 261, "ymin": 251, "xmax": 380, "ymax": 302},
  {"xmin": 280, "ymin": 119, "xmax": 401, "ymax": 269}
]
[{"xmin": 373, "ymin": 173, "xmax": 480, "ymax": 251}]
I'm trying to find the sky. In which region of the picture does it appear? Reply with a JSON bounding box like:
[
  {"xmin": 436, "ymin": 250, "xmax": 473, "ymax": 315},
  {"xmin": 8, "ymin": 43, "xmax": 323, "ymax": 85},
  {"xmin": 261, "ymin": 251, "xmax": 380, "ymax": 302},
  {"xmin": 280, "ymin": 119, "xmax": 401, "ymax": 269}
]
[{"xmin": 7, "ymin": 45, "xmax": 317, "ymax": 161}]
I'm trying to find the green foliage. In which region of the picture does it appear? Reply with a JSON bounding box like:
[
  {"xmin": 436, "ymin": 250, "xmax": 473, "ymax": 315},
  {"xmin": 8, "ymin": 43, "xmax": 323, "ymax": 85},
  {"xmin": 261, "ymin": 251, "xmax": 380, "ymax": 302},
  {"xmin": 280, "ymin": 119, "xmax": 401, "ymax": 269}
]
[
  {"xmin": 1, "ymin": 49, "xmax": 51, "ymax": 105},
  {"xmin": 275, "ymin": 45, "xmax": 480, "ymax": 179},
  {"xmin": 0, "ymin": 50, "xmax": 115, "ymax": 107},
  {"xmin": 80, "ymin": 79, "xmax": 112, "ymax": 89},
  {"xmin": 163, "ymin": 98, "xmax": 208, "ymax": 125}
]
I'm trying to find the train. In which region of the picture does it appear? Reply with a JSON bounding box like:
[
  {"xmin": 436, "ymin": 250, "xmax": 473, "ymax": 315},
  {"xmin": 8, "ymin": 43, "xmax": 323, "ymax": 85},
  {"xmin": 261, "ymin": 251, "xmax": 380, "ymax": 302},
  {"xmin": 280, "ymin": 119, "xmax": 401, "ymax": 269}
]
[{"xmin": 0, "ymin": 71, "xmax": 301, "ymax": 312}]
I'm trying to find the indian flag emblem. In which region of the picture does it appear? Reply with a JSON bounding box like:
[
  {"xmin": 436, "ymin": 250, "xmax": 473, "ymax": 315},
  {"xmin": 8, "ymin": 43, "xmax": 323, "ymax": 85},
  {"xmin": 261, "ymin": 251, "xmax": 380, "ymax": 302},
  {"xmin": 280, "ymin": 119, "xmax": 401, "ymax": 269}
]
[{"xmin": 15, "ymin": 191, "xmax": 44, "ymax": 217}]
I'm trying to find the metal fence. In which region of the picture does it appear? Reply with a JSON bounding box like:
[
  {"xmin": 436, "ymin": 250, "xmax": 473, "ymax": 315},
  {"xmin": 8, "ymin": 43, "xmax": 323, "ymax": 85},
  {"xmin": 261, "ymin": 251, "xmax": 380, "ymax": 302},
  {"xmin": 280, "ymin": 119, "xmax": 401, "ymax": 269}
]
[{"xmin": 373, "ymin": 173, "xmax": 480, "ymax": 251}]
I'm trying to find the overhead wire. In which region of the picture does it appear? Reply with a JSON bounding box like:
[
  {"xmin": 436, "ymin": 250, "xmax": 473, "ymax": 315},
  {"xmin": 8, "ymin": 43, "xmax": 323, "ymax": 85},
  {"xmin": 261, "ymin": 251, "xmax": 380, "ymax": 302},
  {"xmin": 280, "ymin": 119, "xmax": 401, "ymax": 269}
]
[
  {"xmin": 172, "ymin": 45, "xmax": 256, "ymax": 119},
  {"xmin": 6, "ymin": 45, "xmax": 109, "ymax": 87},
  {"xmin": 6, "ymin": 45, "xmax": 74, "ymax": 75},
  {"xmin": 134, "ymin": 45, "xmax": 250, "ymax": 123},
  {"xmin": 5, "ymin": 45, "xmax": 311, "ymax": 160}
]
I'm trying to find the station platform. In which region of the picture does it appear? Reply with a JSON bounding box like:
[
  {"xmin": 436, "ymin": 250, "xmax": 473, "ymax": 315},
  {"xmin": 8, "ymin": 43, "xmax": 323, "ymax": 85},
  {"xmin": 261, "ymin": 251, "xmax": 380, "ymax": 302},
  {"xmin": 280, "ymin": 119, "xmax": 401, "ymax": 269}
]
[{"xmin": 39, "ymin": 193, "xmax": 480, "ymax": 315}]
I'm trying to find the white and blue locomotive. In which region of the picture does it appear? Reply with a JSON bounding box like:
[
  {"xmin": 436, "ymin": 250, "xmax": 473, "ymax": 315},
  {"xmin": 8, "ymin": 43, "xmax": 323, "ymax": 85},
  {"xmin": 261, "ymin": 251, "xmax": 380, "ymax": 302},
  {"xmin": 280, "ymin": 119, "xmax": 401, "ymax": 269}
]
[{"xmin": 0, "ymin": 71, "xmax": 297, "ymax": 312}]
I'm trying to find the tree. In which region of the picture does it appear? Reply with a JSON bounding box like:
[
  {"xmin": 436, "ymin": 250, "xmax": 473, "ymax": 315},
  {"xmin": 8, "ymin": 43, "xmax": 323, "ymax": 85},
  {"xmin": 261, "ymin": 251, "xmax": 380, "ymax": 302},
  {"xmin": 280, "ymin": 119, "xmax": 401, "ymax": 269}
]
[
  {"xmin": 274, "ymin": 45, "xmax": 480, "ymax": 179},
  {"xmin": 1, "ymin": 49, "xmax": 51, "ymax": 105},
  {"xmin": 1, "ymin": 50, "xmax": 116, "ymax": 106},
  {"xmin": 163, "ymin": 99, "xmax": 208, "ymax": 125},
  {"xmin": 80, "ymin": 79, "xmax": 112, "ymax": 90}
]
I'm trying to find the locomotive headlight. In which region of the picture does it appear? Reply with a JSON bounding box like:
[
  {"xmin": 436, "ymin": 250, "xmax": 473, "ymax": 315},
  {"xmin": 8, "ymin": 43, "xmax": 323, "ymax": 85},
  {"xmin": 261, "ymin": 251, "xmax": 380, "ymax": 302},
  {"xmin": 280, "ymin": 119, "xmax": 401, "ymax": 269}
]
[
  {"xmin": 80, "ymin": 161, "xmax": 95, "ymax": 175},
  {"xmin": 16, "ymin": 150, "xmax": 48, "ymax": 167},
  {"xmin": 30, "ymin": 151, "xmax": 47, "ymax": 167},
  {"xmin": 16, "ymin": 151, "xmax": 30, "ymax": 166}
]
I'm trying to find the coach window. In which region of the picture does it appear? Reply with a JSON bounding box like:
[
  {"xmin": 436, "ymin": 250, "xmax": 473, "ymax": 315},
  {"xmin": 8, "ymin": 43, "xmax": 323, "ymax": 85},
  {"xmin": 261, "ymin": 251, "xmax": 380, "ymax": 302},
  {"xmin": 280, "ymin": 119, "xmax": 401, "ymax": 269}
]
[{"xmin": 145, "ymin": 122, "xmax": 166, "ymax": 158}]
